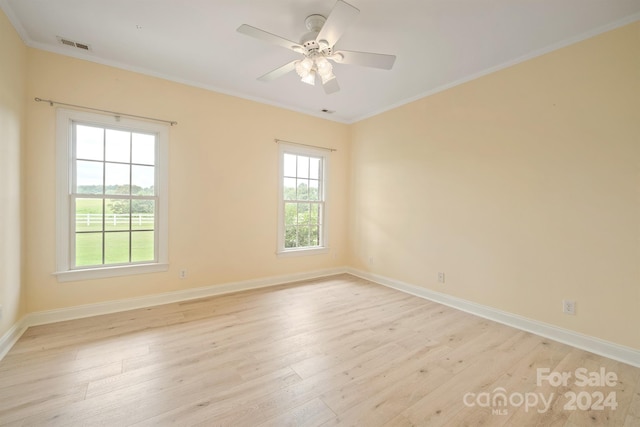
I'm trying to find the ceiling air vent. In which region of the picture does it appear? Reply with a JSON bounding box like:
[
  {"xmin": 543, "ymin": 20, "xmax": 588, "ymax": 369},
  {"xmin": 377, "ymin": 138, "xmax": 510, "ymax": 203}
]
[{"xmin": 57, "ymin": 36, "xmax": 91, "ymax": 51}]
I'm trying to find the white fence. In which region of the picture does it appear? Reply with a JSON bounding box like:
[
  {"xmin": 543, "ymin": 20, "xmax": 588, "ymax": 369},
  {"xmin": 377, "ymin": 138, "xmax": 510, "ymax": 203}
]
[{"xmin": 76, "ymin": 213, "xmax": 155, "ymax": 227}]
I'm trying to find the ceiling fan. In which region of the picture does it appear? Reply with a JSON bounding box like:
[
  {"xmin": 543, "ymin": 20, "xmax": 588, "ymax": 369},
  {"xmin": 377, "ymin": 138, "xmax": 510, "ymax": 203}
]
[{"xmin": 237, "ymin": 0, "xmax": 396, "ymax": 94}]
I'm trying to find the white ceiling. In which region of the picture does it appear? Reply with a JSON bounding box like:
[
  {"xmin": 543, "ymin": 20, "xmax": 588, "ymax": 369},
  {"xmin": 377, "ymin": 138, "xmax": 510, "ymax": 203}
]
[{"xmin": 2, "ymin": 0, "xmax": 639, "ymax": 123}]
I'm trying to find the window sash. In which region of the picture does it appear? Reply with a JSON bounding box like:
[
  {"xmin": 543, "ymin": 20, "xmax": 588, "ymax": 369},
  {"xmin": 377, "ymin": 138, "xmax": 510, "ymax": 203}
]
[
  {"xmin": 70, "ymin": 194, "xmax": 159, "ymax": 269},
  {"xmin": 277, "ymin": 143, "xmax": 329, "ymax": 255},
  {"xmin": 70, "ymin": 121, "xmax": 159, "ymax": 269},
  {"xmin": 283, "ymin": 200, "xmax": 324, "ymax": 249},
  {"xmin": 55, "ymin": 109, "xmax": 169, "ymax": 282}
]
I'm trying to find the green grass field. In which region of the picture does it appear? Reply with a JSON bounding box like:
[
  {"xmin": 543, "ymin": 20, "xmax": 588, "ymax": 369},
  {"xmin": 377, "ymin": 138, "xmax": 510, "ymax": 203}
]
[{"xmin": 75, "ymin": 198, "xmax": 155, "ymax": 266}]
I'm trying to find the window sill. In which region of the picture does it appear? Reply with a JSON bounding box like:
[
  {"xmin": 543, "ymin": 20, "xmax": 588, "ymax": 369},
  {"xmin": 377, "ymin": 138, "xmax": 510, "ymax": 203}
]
[
  {"xmin": 53, "ymin": 263, "xmax": 169, "ymax": 282},
  {"xmin": 277, "ymin": 247, "xmax": 329, "ymax": 258}
]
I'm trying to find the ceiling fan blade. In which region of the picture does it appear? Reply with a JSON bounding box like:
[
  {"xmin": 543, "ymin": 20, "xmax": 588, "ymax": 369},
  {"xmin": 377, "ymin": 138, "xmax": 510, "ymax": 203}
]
[
  {"xmin": 237, "ymin": 24, "xmax": 302, "ymax": 52},
  {"xmin": 316, "ymin": 0, "xmax": 359, "ymax": 47},
  {"xmin": 334, "ymin": 50, "xmax": 396, "ymax": 70},
  {"xmin": 257, "ymin": 60, "xmax": 298, "ymax": 82},
  {"xmin": 323, "ymin": 77, "xmax": 340, "ymax": 94}
]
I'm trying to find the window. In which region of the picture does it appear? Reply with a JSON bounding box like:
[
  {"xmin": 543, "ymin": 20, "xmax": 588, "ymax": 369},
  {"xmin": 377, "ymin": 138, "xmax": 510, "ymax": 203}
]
[
  {"xmin": 277, "ymin": 143, "xmax": 329, "ymax": 256},
  {"xmin": 55, "ymin": 109, "xmax": 168, "ymax": 281}
]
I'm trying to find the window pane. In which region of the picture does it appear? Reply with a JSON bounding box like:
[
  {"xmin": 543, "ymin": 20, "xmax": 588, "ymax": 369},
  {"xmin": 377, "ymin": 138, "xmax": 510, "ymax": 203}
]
[
  {"xmin": 308, "ymin": 179, "xmax": 320, "ymax": 201},
  {"xmin": 75, "ymin": 198, "xmax": 103, "ymax": 232},
  {"xmin": 76, "ymin": 160, "xmax": 103, "ymax": 194},
  {"xmin": 76, "ymin": 233, "xmax": 102, "ymax": 266},
  {"xmin": 297, "ymin": 226, "xmax": 310, "ymax": 247},
  {"xmin": 131, "ymin": 231, "xmax": 154, "ymax": 262},
  {"xmin": 297, "ymin": 179, "xmax": 308, "ymax": 200},
  {"xmin": 132, "ymin": 133, "xmax": 155, "ymax": 165},
  {"xmin": 105, "ymin": 232, "xmax": 130, "ymax": 264},
  {"xmin": 284, "ymin": 203, "xmax": 297, "ymax": 226},
  {"xmin": 132, "ymin": 165, "xmax": 155, "ymax": 195},
  {"xmin": 132, "ymin": 200, "xmax": 155, "ymax": 230},
  {"xmin": 283, "ymin": 153, "xmax": 297, "ymax": 177},
  {"xmin": 297, "ymin": 203, "xmax": 310, "ymax": 225},
  {"xmin": 105, "ymin": 129, "xmax": 131, "ymax": 163},
  {"xmin": 283, "ymin": 178, "xmax": 296, "ymax": 201},
  {"xmin": 105, "ymin": 163, "xmax": 130, "ymax": 194},
  {"xmin": 105, "ymin": 198, "xmax": 130, "ymax": 231},
  {"xmin": 310, "ymin": 226, "xmax": 320, "ymax": 246},
  {"xmin": 285, "ymin": 226, "xmax": 297, "ymax": 248},
  {"xmin": 309, "ymin": 157, "xmax": 320, "ymax": 180},
  {"xmin": 297, "ymin": 156, "xmax": 309, "ymax": 178},
  {"xmin": 310, "ymin": 203, "xmax": 320, "ymax": 225},
  {"xmin": 76, "ymin": 125, "xmax": 104, "ymax": 161}
]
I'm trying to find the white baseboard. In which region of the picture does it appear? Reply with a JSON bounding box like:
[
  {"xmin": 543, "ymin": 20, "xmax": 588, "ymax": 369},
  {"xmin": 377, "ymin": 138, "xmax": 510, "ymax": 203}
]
[
  {"xmin": 25, "ymin": 267, "xmax": 348, "ymax": 328},
  {"xmin": 0, "ymin": 267, "xmax": 347, "ymax": 361},
  {"xmin": 348, "ymin": 268, "xmax": 640, "ymax": 368},
  {"xmin": 0, "ymin": 319, "xmax": 28, "ymax": 361}
]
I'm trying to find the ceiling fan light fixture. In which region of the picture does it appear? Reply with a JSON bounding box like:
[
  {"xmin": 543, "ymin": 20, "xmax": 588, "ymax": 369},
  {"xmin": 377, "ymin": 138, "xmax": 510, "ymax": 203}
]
[
  {"xmin": 301, "ymin": 56, "xmax": 314, "ymax": 70},
  {"xmin": 301, "ymin": 69, "xmax": 317, "ymax": 85},
  {"xmin": 295, "ymin": 57, "xmax": 315, "ymax": 78},
  {"xmin": 295, "ymin": 57, "xmax": 314, "ymax": 77},
  {"xmin": 316, "ymin": 56, "xmax": 334, "ymax": 80},
  {"xmin": 315, "ymin": 56, "xmax": 331, "ymax": 69}
]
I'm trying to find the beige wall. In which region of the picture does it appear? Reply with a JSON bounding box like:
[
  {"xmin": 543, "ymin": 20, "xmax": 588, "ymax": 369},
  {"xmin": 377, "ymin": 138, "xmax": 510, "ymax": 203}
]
[
  {"xmin": 349, "ymin": 22, "xmax": 640, "ymax": 349},
  {"xmin": 0, "ymin": 10, "xmax": 27, "ymax": 338},
  {"xmin": 24, "ymin": 49, "xmax": 350, "ymax": 312}
]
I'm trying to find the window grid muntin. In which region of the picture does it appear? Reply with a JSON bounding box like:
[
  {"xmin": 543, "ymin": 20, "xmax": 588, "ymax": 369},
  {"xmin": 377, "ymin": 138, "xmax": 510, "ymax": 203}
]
[{"xmin": 71, "ymin": 120, "xmax": 158, "ymax": 269}]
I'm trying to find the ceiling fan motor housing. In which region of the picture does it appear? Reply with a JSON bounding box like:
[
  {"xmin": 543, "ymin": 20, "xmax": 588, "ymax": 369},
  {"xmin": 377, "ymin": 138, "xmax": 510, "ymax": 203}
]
[
  {"xmin": 301, "ymin": 14, "xmax": 333, "ymax": 55},
  {"xmin": 305, "ymin": 14, "xmax": 326, "ymax": 32}
]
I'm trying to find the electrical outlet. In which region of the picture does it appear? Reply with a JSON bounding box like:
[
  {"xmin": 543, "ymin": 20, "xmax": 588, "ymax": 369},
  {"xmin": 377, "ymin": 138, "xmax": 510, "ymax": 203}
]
[
  {"xmin": 0, "ymin": 305, "xmax": 3, "ymax": 320},
  {"xmin": 563, "ymin": 299, "xmax": 576, "ymax": 315},
  {"xmin": 368, "ymin": 257, "xmax": 374, "ymax": 265},
  {"xmin": 179, "ymin": 269, "xmax": 187, "ymax": 279},
  {"xmin": 438, "ymin": 272, "xmax": 445, "ymax": 283}
]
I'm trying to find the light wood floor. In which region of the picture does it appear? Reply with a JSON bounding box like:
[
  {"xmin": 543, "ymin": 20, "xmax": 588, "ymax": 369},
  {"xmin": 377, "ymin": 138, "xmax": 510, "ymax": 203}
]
[{"xmin": 1, "ymin": 274, "xmax": 638, "ymax": 426}]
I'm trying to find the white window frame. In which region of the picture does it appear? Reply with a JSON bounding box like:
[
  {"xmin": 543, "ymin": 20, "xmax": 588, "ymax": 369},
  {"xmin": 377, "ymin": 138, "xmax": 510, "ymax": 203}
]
[
  {"xmin": 54, "ymin": 109, "xmax": 169, "ymax": 282},
  {"xmin": 277, "ymin": 142, "xmax": 329, "ymax": 257}
]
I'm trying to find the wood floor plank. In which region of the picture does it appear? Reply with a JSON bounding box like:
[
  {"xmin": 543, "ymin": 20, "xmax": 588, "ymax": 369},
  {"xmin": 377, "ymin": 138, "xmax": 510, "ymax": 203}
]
[
  {"xmin": 379, "ymin": 413, "xmax": 417, "ymax": 427},
  {"xmin": 320, "ymin": 344, "xmax": 452, "ymax": 417},
  {"xmin": 625, "ymin": 381, "xmax": 640, "ymax": 427},
  {"xmin": 564, "ymin": 354, "xmax": 640, "ymax": 426},
  {"xmin": 398, "ymin": 331, "xmax": 547, "ymax": 426},
  {"xmin": 256, "ymin": 398, "xmax": 336, "ymax": 427},
  {"xmin": 504, "ymin": 348, "xmax": 593, "ymax": 426},
  {"xmin": 0, "ymin": 273, "xmax": 638, "ymax": 426},
  {"xmin": 0, "ymin": 383, "xmax": 88, "ymax": 425}
]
